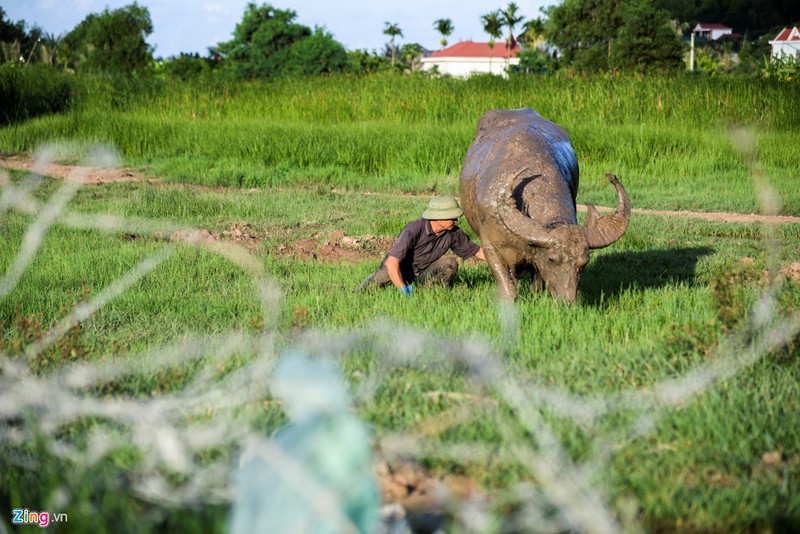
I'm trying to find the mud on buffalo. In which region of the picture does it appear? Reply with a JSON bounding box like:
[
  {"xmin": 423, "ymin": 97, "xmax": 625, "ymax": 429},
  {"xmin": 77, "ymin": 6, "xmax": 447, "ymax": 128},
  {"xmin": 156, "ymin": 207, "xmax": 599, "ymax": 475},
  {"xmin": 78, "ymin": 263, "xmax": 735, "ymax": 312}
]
[{"xmin": 459, "ymin": 108, "xmax": 631, "ymax": 302}]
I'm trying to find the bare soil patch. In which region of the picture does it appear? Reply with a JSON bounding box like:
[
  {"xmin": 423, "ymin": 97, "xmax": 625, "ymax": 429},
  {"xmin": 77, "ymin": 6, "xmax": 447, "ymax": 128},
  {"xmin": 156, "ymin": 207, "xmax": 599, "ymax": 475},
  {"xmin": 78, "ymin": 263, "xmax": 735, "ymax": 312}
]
[
  {"xmin": 376, "ymin": 459, "xmax": 483, "ymax": 532},
  {"xmin": 780, "ymin": 262, "xmax": 800, "ymax": 283},
  {"xmin": 219, "ymin": 222, "xmax": 264, "ymax": 249},
  {"xmin": 0, "ymin": 154, "xmax": 159, "ymax": 185},
  {"xmin": 5, "ymin": 155, "xmax": 800, "ymax": 267},
  {"xmin": 4, "ymin": 154, "xmax": 799, "ymax": 225},
  {"xmin": 6, "ymin": 155, "xmax": 800, "ymax": 268},
  {"xmin": 154, "ymin": 224, "xmax": 393, "ymax": 263},
  {"xmin": 274, "ymin": 231, "xmax": 396, "ymax": 263}
]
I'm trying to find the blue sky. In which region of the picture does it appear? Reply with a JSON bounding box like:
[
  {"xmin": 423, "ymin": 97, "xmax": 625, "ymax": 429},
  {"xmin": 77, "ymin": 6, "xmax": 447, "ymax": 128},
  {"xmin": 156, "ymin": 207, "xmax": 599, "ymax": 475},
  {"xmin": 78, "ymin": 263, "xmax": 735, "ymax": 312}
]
[{"xmin": 3, "ymin": 0, "xmax": 552, "ymax": 58}]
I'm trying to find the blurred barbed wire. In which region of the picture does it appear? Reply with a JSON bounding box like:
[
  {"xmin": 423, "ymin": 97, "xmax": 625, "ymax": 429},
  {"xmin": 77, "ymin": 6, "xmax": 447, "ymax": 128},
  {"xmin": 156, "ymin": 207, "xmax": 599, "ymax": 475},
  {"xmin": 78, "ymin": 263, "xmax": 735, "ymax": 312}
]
[{"xmin": 1, "ymin": 139, "xmax": 797, "ymax": 533}]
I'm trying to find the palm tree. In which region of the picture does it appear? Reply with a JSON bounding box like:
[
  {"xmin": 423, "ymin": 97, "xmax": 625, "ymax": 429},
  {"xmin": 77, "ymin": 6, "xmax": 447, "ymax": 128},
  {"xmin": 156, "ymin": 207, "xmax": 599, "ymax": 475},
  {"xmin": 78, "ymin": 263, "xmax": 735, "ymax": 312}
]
[
  {"xmin": 500, "ymin": 2, "xmax": 525, "ymax": 65},
  {"xmin": 383, "ymin": 22, "xmax": 403, "ymax": 66},
  {"xmin": 401, "ymin": 43, "xmax": 425, "ymax": 71},
  {"xmin": 481, "ymin": 11, "xmax": 503, "ymax": 73},
  {"xmin": 519, "ymin": 18, "xmax": 544, "ymax": 50},
  {"xmin": 39, "ymin": 32, "xmax": 61, "ymax": 65},
  {"xmin": 433, "ymin": 18, "xmax": 454, "ymax": 50}
]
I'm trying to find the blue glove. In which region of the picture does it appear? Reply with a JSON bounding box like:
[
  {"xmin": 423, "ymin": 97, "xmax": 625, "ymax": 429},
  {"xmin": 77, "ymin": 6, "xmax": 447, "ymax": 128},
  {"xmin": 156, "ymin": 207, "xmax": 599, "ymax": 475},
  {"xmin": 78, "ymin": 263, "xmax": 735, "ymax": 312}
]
[{"xmin": 398, "ymin": 285, "xmax": 413, "ymax": 296}]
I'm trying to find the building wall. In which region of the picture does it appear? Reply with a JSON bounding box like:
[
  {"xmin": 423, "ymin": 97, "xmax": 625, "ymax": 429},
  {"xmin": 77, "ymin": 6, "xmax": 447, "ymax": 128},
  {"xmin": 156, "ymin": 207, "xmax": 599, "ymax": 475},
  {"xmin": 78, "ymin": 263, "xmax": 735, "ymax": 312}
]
[
  {"xmin": 710, "ymin": 29, "xmax": 732, "ymax": 40},
  {"xmin": 771, "ymin": 42, "xmax": 799, "ymax": 59},
  {"xmin": 420, "ymin": 57, "xmax": 520, "ymax": 78},
  {"xmin": 692, "ymin": 25, "xmax": 732, "ymax": 41}
]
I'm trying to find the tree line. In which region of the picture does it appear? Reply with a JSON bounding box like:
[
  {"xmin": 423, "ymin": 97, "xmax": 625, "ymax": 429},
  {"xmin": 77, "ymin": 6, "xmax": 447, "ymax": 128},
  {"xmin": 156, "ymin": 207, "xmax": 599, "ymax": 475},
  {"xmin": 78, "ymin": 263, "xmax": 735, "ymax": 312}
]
[{"xmin": 1, "ymin": 0, "xmax": 798, "ymax": 79}]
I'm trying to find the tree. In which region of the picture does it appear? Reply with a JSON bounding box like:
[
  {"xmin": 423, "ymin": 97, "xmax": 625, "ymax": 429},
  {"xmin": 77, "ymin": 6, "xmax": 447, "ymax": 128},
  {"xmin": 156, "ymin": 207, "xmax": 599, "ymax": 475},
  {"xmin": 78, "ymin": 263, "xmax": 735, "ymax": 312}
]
[
  {"xmin": 215, "ymin": 3, "xmax": 348, "ymax": 79},
  {"xmin": 544, "ymin": 0, "xmax": 623, "ymax": 70},
  {"xmin": 383, "ymin": 22, "xmax": 403, "ymax": 67},
  {"xmin": 285, "ymin": 27, "xmax": 347, "ymax": 76},
  {"xmin": 609, "ymin": 2, "xmax": 683, "ymax": 71},
  {"xmin": 214, "ymin": 3, "xmax": 311, "ymax": 79},
  {"xmin": 514, "ymin": 48, "xmax": 553, "ymax": 75},
  {"xmin": 481, "ymin": 11, "xmax": 503, "ymax": 72},
  {"xmin": 736, "ymin": 32, "xmax": 771, "ymax": 75},
  {"xmin": 1, "ymin": 8, "xmax": 46, "ymax": 65},
  {"xmin": 515, "ymin": 18, "xmax": 551, "ymax": 76},
  {"xmin": 433, "ymin": 18, "xmax": 454, "ymax": 49},
  {"xmin": 399, "ymin": 43, "xmax": 426, "ymax": 71},
  {"xmin": 653, "ymin": 0, "xmax": 800, "ymax": 40},
  {"xmin": 61, "ymin": 3, "xmax": 153, "ymax": 73},
  {"xmin": 519, "ymin": 18, "xmax": 545, "ymax": 50},
  {"xmin": 346, "ymin": 49, "xmax": 386, "ymax": 74},
  {"xmin": 1, "ymin": 7, "xmax": 25, "ymax": 63},
  {"xmin": 500, "ymin": 2, "xmax": 525, "ymax": 63},
  {"xmin": 38, "ymin": 32, "xmax": 62, "ymax": 66},
  {"xmin": 0, "ymin": 7, "xmax": 26, "ymax": 45},
  {"xmin": 546, "ymin": 0, "xmax": 681, "ymax": 72},
  {"xmin": 162, "ymin": 53, "xmax": 214, "ymax": 80}
]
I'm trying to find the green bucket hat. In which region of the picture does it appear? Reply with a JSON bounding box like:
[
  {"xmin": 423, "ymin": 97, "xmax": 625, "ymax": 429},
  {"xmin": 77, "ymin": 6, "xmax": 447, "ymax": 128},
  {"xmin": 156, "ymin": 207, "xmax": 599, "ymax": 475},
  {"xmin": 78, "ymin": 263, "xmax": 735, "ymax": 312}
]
[{"xmin": 422, "ymin": 195, "xmax": 463, "ymax": 220}]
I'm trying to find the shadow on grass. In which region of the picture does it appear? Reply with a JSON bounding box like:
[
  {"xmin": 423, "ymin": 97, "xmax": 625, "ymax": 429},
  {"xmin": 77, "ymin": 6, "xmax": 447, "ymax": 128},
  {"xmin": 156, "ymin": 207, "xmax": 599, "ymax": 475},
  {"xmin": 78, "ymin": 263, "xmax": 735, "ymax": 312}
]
[
  {"xmin": 456, "ymin": 247, "xmax": 715, "ymax": 303},
  {"xmin": 581, "ymin": 246, "xmax": 715, "ymax": 305}
]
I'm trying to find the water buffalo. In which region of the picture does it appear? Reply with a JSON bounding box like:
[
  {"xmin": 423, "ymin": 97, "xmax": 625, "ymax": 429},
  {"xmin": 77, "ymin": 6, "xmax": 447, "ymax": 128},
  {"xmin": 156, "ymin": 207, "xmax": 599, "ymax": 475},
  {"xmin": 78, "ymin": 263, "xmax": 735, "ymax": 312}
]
[{"xmin": 459, "ymin": 108, "xmax": 630, "ymax": 302}]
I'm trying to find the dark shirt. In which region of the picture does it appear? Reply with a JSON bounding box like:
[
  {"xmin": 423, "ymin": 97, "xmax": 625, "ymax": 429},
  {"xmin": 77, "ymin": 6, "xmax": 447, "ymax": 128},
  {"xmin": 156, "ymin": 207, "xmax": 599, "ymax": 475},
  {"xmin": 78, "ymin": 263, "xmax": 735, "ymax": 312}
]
[{"xmin": 382, "ymin": 218, "xmax": 480, "ymax": 281}]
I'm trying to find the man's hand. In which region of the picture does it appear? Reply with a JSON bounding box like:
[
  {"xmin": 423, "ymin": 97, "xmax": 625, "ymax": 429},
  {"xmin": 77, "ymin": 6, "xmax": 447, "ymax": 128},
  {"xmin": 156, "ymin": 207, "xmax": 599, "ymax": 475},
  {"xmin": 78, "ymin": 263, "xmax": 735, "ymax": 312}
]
[
  {"xmin": 384, "ymin": 256, "xmax": 407, "ymax": 289},
  {"xmin": 398, "ymin": 285, "xmax": 413, "ymax": 296}
]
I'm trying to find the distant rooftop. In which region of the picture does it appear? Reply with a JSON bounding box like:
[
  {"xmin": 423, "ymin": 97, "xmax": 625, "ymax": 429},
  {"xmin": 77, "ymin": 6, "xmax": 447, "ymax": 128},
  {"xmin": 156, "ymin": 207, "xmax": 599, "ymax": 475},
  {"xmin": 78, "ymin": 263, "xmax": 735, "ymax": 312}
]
[
  {"xmin": 693, "ymin": 23, "xmax": 733, "ymax": 31},
  {"xmin": 427, "ymin": 40, "xmax": 520, "ymax": 59},
  {"xmin": 771, "ymin": 26, "xmax": 800, "ymax": 42}
]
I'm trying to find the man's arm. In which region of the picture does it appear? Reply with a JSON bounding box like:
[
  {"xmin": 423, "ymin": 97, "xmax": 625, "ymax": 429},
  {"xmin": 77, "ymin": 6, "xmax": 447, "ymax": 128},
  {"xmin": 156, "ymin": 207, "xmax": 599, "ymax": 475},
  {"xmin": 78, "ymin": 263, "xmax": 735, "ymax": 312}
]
[
  {"xmin": 384, "ymin": 256, "xmax": 407, "ymax": 288},
  {"xmin": 449, "ymin": 227, "xmax": 485, "ymax": 262}
]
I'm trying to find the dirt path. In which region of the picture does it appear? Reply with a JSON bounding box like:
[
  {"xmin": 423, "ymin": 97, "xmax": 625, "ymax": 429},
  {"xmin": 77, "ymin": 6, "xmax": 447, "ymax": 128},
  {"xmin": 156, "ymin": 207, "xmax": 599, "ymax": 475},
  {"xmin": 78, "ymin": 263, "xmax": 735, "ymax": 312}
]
[
  {"xmin": 3, "ymin": 155, "xmax": 800, "ymax": 225},
  {"xmin": 576, "ymin": 204, "xmax": 800, "ymax": 225},
  {"xmin": 0, "ymin": 154, "xmax": 160, "ymax": 185}
]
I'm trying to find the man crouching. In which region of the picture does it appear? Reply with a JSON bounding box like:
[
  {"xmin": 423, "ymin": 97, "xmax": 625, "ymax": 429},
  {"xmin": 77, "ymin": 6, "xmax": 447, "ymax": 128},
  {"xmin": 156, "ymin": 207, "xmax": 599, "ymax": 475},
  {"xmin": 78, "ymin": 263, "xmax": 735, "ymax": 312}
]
[{"xmin": 356, "ymin": 196, "xmax": 485, "ymax": 295}]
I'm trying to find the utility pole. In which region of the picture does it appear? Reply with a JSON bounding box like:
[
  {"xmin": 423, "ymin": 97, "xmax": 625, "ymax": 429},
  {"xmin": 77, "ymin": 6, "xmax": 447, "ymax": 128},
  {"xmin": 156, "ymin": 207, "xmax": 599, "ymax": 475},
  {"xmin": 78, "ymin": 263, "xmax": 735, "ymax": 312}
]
[{"xmin": 689, "ymin": 31, "xmax": 695, "ymax": 71}]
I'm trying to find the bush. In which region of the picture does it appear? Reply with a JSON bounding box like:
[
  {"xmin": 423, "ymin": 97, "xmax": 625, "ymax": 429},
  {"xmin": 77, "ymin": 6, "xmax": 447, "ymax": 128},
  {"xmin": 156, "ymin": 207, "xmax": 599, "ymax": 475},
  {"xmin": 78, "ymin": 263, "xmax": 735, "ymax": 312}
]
[
  {"xmin": 762, "ymin": 54, "xmax": 800, "ymax": 81},
  {"xmin": 160, "ymin": 53, "xmax": 216, "ymax": 81},
  {"xmin": 0, "ymin": 63, "xmax": 75, "ymax": 125},
  {"xmin": 284, "ymin": 27, "xmax": 348, "ymax": 76},
  {"xmin": 513, "ymin": 48, "xmax": 554, "ymax": 75}
]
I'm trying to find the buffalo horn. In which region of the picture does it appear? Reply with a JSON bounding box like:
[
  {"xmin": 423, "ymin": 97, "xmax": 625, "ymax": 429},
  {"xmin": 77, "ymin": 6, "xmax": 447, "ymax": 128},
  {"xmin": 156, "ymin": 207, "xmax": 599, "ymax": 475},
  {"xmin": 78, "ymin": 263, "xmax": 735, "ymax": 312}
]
[{"xmin": 582, "ymin": 173, "xmax": 631, "ymax": 249}]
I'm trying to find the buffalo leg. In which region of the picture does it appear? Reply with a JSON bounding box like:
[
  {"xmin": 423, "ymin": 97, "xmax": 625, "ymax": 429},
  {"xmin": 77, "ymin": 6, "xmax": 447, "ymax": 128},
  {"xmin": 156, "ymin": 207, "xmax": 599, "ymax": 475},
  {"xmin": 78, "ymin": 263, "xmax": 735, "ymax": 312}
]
[
  {"xmin": 529, "ymin": 269, "xmax": 545, "ymax": 293},
  {"xmin": 483, "ymin": 244, "xmax": 517, "ymax": 300}
]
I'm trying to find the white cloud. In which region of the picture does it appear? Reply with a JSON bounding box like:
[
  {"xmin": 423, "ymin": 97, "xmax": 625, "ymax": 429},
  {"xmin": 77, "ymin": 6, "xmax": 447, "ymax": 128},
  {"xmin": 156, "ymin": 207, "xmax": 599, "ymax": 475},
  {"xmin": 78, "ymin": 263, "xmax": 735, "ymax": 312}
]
[{"xmin": 203, "ymin": 3, "xmax": 224, "ymax": 14}]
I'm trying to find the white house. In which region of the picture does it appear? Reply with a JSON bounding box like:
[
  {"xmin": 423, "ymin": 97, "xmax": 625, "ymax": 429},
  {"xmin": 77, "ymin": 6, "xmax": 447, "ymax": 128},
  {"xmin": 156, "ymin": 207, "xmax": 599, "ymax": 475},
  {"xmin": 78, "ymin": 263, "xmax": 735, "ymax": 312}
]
[
  {"xmin": 692, "ymin": 23, "xmax": 733, "ymax": 41},
  {"xmin": 420, "ymin": 41, "xmax": 520, "ymax": 78},
  {"xmin": 769, "ymin": 26, "xmax": 800, "ymax": 60}
]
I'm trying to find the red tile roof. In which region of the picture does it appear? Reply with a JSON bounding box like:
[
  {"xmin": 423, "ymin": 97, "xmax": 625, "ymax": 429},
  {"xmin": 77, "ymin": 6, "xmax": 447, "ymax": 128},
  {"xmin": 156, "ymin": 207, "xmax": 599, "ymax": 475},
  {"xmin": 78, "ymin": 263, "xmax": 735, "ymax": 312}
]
[
  {"xmin": 695, "ymin": 23, "xmax": 732, "ymax": 30},
  {"xmin": 772, "ymin": 26, "xmax": 800, "ymax": 42},
  {"xmin": 427, "ymin": 41, "xmax": 520, "ymax": 59}
]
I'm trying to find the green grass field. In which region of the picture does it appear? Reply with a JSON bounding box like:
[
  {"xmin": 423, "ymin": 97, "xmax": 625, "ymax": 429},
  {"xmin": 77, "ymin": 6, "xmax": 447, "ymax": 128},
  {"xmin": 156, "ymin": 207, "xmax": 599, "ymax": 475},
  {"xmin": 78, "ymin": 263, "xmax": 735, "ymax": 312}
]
[
  {"xmin": 2, "ymin": 73, "xmax": 800, "ymax": 213},
  {"xmin": 1, "ymin": 73, "xmax": 800, "ymax": 532}
]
